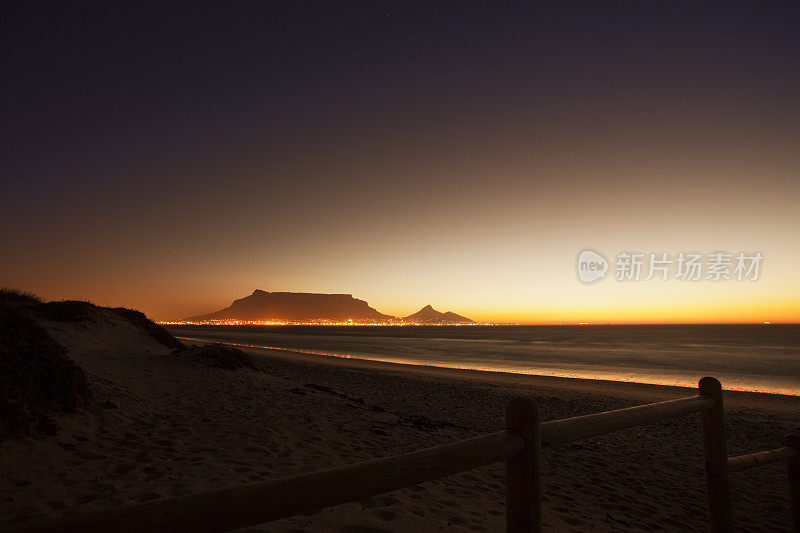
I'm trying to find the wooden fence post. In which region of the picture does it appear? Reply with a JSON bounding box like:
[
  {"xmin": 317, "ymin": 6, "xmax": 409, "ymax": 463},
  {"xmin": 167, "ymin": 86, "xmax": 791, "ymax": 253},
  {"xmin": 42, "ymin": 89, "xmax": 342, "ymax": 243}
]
[
  {"xmin": 505, "ymin": 398, "xmax": 541, "ymax": 533},
  {"xmin": 787, "ymin": 434, "xmax": 800, "ymax": 533},
  {"xmin": 699, "ymin": 377, "xmax": 732, "ymax": 533}
]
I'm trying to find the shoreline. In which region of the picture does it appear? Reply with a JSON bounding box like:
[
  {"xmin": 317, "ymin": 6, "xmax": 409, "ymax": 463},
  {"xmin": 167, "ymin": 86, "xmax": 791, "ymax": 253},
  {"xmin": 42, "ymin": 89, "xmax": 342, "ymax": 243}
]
[
  {"xmin": 232, "ymin": 335, "xmax": 800, "ymax": 530},
  {"xmin": 176, "ymin": 335, "xmax": 800, "ymax": 410}
]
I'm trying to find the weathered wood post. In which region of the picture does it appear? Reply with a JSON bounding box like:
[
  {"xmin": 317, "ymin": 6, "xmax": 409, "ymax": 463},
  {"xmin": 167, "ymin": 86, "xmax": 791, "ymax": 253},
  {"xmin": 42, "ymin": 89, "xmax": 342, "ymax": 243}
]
[
  {"xmin": 787, "ymin": 434, "xmax": 800, "ymax": 533},
  {"xmin": 699, "ymin": 377, "xmax": 732, "ymax": 532},
  {"xmin": 505, "ymin": 398, "xmax": 542, "ymax": 533}
]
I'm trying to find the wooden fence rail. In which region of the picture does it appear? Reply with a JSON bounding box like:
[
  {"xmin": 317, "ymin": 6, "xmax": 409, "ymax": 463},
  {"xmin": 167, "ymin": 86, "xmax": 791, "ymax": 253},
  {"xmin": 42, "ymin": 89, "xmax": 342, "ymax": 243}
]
[
  {"xmin": 727, "ymin": 445, "xmax": 797, "ymax": 473},
  {"xmin": 11, "ymin": 377, "xmax": 798, "ymax": 533},
  {"xmin": 15, "ymin": 431, "xmax": 526, "ymax": 533},
  {"xmin": 726, "ymin": 434, "xmax": 799, "ymax": 533},
  {"xmin": 540, "ymin": 394, "xmax": 714, "ymax": 446}
]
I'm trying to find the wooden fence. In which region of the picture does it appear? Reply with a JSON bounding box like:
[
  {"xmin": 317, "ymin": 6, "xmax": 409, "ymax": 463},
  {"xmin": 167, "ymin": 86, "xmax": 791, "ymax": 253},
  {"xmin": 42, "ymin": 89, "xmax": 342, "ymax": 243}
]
[{"xmin": 13, "ymin": 377, "xmax": 799, "ymax": 533}]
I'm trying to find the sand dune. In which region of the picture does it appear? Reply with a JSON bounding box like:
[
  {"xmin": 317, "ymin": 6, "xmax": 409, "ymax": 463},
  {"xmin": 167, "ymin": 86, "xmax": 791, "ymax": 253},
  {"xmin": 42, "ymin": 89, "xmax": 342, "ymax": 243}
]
[{"xmin": 1, "ymin": 315, "xmax": 798, "ymax": 531}]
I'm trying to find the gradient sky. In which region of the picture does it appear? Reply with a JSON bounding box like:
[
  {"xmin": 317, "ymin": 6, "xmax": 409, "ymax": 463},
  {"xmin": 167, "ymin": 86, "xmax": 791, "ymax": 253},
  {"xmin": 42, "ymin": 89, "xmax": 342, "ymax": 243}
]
[{"xmin": 2, "ymin": 2, "xmax": 799, "ymax": 322}]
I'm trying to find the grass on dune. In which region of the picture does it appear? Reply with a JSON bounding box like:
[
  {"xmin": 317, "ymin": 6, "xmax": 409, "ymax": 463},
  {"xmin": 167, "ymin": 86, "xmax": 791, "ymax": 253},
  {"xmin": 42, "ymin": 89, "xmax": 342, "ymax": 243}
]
[
  {"xmin": 0, "ymin": 289, "xmax": 188, "ymax": 439},
  {"xmin": 0, "ymin": 304, "xmax": 90, "ymax": 439},
  {"xmin": 180, "ymin": 342, "xmax": 255, "ymax": 370}
]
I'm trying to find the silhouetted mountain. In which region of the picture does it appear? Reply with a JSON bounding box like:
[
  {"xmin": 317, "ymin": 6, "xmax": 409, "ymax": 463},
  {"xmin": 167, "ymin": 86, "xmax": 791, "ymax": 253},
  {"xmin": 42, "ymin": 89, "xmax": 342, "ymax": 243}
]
[
  {"xmin": 187, "ymin": 290, "xmax": 395, "ymax": 323},
  {"xmin": 403, "ymin": 305, "xmax": 474, "ymax": 324}
]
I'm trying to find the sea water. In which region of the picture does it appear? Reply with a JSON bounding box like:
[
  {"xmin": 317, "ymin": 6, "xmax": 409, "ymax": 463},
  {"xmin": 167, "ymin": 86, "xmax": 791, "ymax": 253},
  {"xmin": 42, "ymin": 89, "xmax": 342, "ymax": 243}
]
[{"xmin": 166, "ymin": 324, "xmax": 800, "ymax": 395}]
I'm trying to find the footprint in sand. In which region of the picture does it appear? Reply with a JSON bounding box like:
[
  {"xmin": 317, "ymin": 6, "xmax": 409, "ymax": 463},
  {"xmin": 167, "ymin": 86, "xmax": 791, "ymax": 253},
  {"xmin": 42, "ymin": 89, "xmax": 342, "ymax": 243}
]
[
  {"xmin": 74, "ymin": 492, "xmax": 98, "ymax": 505},
  {"xmin": 135, "ymin": 492, "xmax": 162, "ymax": 502},
  {"xmin": 111, "ymin": 463, "xmax": 136, "ymax": 477},
  {"xmin": 46, "ymin": 500, "xmax": 68, "ymax": 510},
  {"xmin": 243, "ymin": 446, "xmax": 268, "ymax": 454},
  {"xmin": 446, "ymin": 513, "xmax": 468, "ymax": 526},
  {"xmin": 369, "ymin": 508, "xmax": 398, "ymax": 522},
  {"xmin": 336, "ymin": 525, "xmax": 394, "ymax": 533}
]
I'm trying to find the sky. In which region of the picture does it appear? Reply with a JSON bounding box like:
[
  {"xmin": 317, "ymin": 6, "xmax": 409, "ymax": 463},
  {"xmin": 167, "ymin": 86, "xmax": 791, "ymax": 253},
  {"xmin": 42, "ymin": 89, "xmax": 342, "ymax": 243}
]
[{"xmin": 2, "ymin": 2, "xmax": 799, "ymax": 323}]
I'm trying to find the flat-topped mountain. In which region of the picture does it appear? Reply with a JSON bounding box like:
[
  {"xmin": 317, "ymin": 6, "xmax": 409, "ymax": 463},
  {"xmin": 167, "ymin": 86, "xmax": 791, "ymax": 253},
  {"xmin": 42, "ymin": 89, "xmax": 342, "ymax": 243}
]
[
  {"xmin": 403, "ymin": 305, "xmax": 474, "ymax": 324},
  {"xmin": 187, "ymin": 290, "xmax": 394, "ymax": 323},
  {"xmin": 186, "ymin": 291, "xmax": 475, "ymax": 324}
]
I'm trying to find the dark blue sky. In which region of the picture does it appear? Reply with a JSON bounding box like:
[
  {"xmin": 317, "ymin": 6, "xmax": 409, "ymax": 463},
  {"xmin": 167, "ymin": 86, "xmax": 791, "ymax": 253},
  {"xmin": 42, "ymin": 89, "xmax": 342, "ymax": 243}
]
[{"xmin": 5, "ymin": 2, "xmax": 797, "ymax": 188}]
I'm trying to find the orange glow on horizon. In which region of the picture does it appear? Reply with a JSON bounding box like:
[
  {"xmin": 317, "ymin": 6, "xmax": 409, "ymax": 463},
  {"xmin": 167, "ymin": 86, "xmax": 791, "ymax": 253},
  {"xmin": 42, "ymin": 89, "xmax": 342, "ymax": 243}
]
[{"xmin": 155, "ymin": 295, "xmax": 800, "ymax": 326}]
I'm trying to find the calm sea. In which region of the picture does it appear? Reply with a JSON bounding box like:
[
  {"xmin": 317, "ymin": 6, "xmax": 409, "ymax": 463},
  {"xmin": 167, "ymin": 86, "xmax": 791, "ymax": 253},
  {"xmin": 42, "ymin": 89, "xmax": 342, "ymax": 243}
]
[{"xmin": 166, "ymin": 325, "xmax": 800, "ymax": 396}]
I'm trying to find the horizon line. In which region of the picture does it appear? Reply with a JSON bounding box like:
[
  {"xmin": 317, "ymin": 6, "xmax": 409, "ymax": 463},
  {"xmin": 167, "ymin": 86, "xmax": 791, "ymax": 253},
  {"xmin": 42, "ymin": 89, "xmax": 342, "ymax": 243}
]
[{"xmin": 160, "ymin": 320, "xmax": 800, "ymax": 326}]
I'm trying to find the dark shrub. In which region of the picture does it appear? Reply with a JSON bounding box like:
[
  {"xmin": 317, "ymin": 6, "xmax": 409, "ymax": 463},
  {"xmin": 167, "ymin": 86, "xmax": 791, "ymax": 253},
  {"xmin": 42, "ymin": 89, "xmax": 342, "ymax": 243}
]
[
  {"xmin": 0, "ymin": 305, "xmax": 90, "ymax": 439},
  {"xmin": 0, "ymin": 288, "xmax": 43, "ymax": 306},
  {"xmin": 180, "ymin": 343, "xmax": 255, "ymax": 370},
  {"xmin": 111, "ymin": 307, "xmax": 186, "ymax": 351},
  {"xmin": 35, "ymin": 300, "xmax": 98, "ymax": 322},
  {"xmin": 31, "ymin": 298, "xmax": 186, "ymax": 351}
]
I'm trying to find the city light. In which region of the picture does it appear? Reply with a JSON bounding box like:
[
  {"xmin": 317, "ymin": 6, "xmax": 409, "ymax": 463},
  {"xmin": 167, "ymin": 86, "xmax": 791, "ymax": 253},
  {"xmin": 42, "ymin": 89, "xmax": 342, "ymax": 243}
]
[{"xmin": 158, "ymin": 319, "xmax": 512, "ymax": 326}]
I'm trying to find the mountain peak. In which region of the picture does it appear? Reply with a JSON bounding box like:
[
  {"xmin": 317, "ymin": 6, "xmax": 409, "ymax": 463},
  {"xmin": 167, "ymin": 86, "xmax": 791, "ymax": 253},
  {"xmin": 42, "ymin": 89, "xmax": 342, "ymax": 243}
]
[{"xmin": 403, "ymin": 305, "xmax": 473, "ymax": 324}]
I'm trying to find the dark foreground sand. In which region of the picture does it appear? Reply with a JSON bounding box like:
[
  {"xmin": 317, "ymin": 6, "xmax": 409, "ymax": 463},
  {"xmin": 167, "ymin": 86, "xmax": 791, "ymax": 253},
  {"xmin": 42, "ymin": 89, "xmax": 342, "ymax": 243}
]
[{"xmin": 1, "ymin": 318, "xmax": 798, "ymax": 532}]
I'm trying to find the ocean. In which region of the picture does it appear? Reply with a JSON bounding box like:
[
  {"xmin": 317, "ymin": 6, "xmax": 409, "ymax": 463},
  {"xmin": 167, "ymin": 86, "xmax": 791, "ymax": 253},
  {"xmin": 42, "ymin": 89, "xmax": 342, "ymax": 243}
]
[{"xmin": 166, "ymin": 324, "xmax": 800, "ymax": 396}]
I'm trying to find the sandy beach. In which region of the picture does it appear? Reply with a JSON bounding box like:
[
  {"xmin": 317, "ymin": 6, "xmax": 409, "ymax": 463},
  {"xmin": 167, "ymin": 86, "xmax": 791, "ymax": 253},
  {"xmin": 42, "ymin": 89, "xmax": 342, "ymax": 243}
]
[{"xmin": 2, "ymin": 315, "xmax": 798, "ymax": 532}]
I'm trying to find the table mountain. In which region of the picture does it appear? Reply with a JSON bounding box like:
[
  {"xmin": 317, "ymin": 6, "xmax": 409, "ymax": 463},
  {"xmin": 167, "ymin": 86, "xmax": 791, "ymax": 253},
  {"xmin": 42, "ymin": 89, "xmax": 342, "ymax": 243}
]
[{"xmin": 186, "ymin": 290, "xmax": 395, "ymax": 323}]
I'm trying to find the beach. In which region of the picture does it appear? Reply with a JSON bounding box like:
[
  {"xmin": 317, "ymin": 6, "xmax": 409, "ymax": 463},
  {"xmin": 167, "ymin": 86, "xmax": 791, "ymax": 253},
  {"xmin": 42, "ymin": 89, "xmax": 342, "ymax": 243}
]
[
  {"xmin": 167, "ymin": 324, "xmax": 800, "ymax": 396},
  {"xmin": 2, "ymin": 319, "xmax": 798, "ymax": 532}
]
